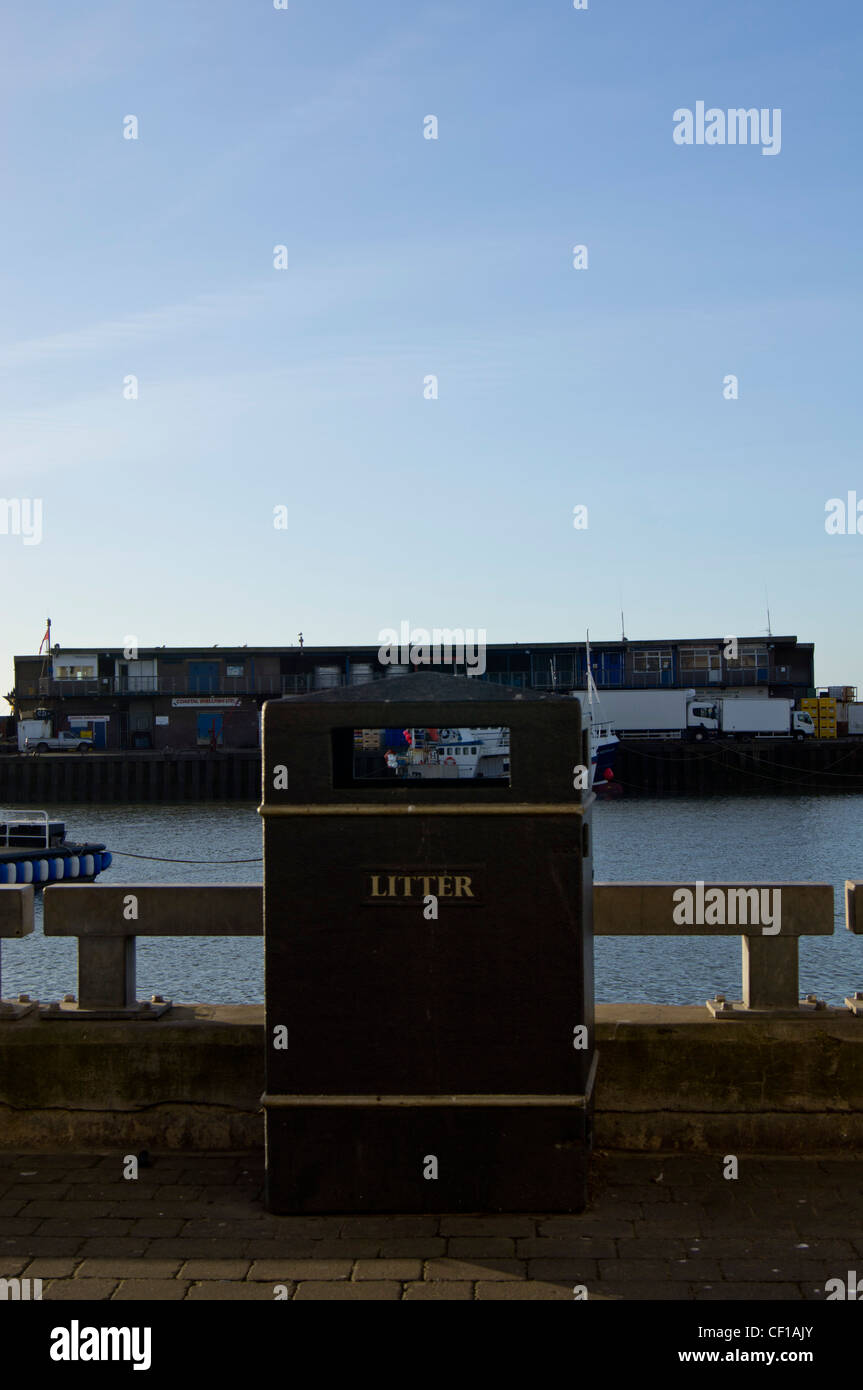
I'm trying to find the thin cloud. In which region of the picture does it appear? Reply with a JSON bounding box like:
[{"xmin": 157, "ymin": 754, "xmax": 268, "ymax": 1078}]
[{"xmin": 0, "ymin": 290, "xmax": 270, "ymax": 369}]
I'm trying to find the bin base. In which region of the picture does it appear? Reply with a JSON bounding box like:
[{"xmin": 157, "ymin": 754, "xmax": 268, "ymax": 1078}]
[{"xmin": 263, "ymin": 1084, "xmax": 595, "ymax": 1214}]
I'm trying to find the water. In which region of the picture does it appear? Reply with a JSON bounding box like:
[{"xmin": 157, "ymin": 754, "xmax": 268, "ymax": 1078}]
[
  {"xmin": 3, "ymin": 804, "xmax": 263, "ymax": 1007},
  {"xmin": 3, "ymin": 796, "xmax": 861, "ymax": 1007},
  {"xmin": 593, "ymin": 795, "xmax": 862, "ymax": 1006}
]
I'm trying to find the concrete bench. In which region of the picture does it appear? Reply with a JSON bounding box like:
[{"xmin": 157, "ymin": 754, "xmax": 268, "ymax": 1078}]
[
  {"xmin": 844, "ymin": 881, "xmax": 863, "ymax": 1015},
  {"xmin": 594, "ymin": 881, "xmax": 834, "ymax": 1016},
  {"xmin": 0, "ymin": 884, "xmax": 35, "ymax": 1017}
]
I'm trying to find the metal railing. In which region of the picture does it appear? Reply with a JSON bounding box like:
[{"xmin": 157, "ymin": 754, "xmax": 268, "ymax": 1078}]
[
  {"xmin": 0, "ymin": 811, "xmax": 50, "ymax": 849},
  {"xmin": 29, "ymin": 670, "xmax": 806, "ymax": 702},
  {"xmin": 32, "ymin": 673, "xmax": 398, "ymax": 698},
  {"xmin": 724, "ymin": 669, "xmax": 768, "ymax": 686},
  {"xmin": 36, "ymin": 676, "xmax": 307, "ymax": 698},
  {"xmin": 626, "ymin": 672, "xmax": 674, "ymax": 688},
  {"xmin": 0, "ymin": 879, "xmax": 858, "ymax": 1021}
]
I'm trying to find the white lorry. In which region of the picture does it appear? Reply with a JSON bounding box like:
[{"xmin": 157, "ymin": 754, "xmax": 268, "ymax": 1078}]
[
  {"xmin": 573, "ymin": 690, "xmax": 815, "ymax": 740},
  {"xmin": 686, "ymin": 698, "xmax": 814, "ymax": 741},
  {"xmin": 24, "ymin": 731, "xmax": 93, "ymax": 754}
]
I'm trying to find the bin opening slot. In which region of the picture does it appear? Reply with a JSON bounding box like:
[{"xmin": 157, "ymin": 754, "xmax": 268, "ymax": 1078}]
[{"xmin": 332, "ymin": 727, "xmax": 512, "ymax": 788}]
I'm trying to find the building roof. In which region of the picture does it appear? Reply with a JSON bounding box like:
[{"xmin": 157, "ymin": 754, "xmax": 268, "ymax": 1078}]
[{"xmin": 14, "ymin": 635, "xmax": 808, "ymax": 659}]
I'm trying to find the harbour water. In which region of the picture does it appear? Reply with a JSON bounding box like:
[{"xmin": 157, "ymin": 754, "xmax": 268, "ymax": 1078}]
[{"xmin": 3, "ymin": 796, "xmax": 861, "ymax": 1007}]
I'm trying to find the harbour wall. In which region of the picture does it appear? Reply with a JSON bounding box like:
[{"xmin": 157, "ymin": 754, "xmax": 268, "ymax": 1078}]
[
  {"xmin": 0, "ymin": 751, "xmax": 261, "ymax": 802},
  {"xmin": 613, "ymin": 738, "xmax": 863, "ymax": 797},
  {"xmin": 1, "ymin": 1005, "xmax": 861, "ymax": 1152},
  {"xmin": 2, "ymin": 740, "xmax": 863, "ymax": 802}
]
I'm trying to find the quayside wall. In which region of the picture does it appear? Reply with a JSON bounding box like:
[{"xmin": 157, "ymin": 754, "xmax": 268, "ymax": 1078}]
[
  {"xmin": 3, "ymin": 740, "xmax": 863, "ymax": 803},
  {"xmin": 0, "ymin": 751, "xmax": 260, "ymax": 802},
  {"xmin": 1, "ymin": 1006, "xmax": 862, "ymax": 1153},
  {"xmin": 614, "ymin": 738, "xmax": 863, "ymax": 796}
]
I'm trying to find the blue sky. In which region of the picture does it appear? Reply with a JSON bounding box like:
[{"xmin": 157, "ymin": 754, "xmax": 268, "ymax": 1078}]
[{"xmin": 1, "ymin": 0, "xmax": 862, "ymax": 695}]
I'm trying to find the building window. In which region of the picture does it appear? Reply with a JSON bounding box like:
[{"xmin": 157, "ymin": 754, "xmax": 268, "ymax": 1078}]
[
  {"xmin": 725, "ymin": 647, "xmax": 768, "ymax": 669},
  {"xmin": 56, "ymin": 665, "xmax": 95, "ymax": 680},
  {"xmin": 680, "ymin": 648, "xmax": 721, "ymax": 671},
  {"xmin": 633, "ymin": 650, "xmax": 672, "ymax": 672}
]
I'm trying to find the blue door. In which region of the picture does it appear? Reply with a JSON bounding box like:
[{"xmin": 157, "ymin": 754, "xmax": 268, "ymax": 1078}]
[
  {"xmin": 593, "ymin": 652, "xmax": 624, "ymax": 686},
  {"xmin": 197, "ymin": 713, "xmax": 223, "ymax": 746},
  {"xmin": 189, "ymin": 661, "xmax": 220, "ymax": 694}
]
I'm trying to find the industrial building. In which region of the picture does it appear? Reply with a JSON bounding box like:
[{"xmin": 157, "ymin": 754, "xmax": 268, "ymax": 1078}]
[{"xmin": 8, "ymin": 635, "xmax": 815, "ymax": 751}]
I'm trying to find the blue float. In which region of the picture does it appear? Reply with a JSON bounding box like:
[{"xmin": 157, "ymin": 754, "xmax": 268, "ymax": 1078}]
[{"xmin": 0, "ymin": 811, "xmax": 111, "ymax": 890}]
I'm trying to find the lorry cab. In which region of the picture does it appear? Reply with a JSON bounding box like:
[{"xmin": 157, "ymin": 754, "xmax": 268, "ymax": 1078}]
[
  {"xmin": 687, "ymin": 703, "xmax": 719, "ymax": 739},
  {"xmin": 792, "ymin": 710, "xmax": 815, "ymax": 739}
]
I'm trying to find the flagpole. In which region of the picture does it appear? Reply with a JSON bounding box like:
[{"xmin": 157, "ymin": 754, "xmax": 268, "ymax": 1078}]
[{"xmin": 39, "ymin": 617, "xmax": 51, "ymax": 682}]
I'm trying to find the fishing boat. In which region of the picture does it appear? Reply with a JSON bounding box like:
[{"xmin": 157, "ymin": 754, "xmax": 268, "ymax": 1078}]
[
  {"xmin": 0, "ymin": 810, "xmax": 112, "ymax": 885},
  {"xmin": 586, "ymin": 715, "xmax": 619, "ymax": 789},
  {"xmin": 579, "ymin": 631, "xmax": 620, "ymax": 791},
  {"xmin": 386, "ymin": 727, "xmax": 510, "ymax": 780},
  {"xmin": 385, "ymin": 721, "xmax": 618, "ymax": 788}
]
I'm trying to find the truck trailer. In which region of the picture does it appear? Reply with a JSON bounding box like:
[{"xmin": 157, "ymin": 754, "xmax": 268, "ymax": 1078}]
[
  {"xmin": 686, "ymin": 698, "xmax": 814, "ymax": 740},
  {"xmin": 572, "ymin": 689, "xmax": 695, "ymax": 738}
]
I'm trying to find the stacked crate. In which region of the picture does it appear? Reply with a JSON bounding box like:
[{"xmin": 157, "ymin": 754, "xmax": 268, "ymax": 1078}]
[
  {"xmin": 353, "ymin": 728, "xmax": 384, "ymax": 751},
  {"xmin": 800, "ymin": 696, "xmax": 837, "ymax": 738},
  {"xmin": 817, "ymin": 697, "xmax": 837, "ymax": 739}
]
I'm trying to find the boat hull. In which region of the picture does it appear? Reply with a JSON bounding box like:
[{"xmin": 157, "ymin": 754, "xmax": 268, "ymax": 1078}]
[
  {"xmin": 591, "ymin": 738, "xmax": 619, "ymax": 788},
  {"xmin": 0, "ymin": 844, "xmax": 111, "ymax": 885}
]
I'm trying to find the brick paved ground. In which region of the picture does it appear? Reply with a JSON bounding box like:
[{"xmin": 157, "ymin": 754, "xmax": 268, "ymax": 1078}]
[{"xmin": 1, "ymin": 1150, "xmax": 861, "ymax": 1301}]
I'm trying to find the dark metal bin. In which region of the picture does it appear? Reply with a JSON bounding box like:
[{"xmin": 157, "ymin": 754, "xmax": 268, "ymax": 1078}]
[{"xmin": 260, "ymin": 672, "xmax": 596, "ymax": 1212}]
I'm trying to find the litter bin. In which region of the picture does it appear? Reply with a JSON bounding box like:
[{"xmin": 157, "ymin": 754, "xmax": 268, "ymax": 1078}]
[{"xmin": 261, "ymin": 671, "xmax": 596, "ymax": 1212}]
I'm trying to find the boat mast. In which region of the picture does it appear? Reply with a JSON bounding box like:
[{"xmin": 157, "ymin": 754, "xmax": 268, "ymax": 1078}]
[{"xmin": 585, "ymin": 630, "xmax": 598, "ymax": 705}]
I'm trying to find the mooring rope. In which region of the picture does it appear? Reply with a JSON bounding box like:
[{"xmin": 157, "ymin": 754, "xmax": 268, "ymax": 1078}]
[{"xmin": 109, "ymin": 850, "xmax": 263, "ymax": 864}]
